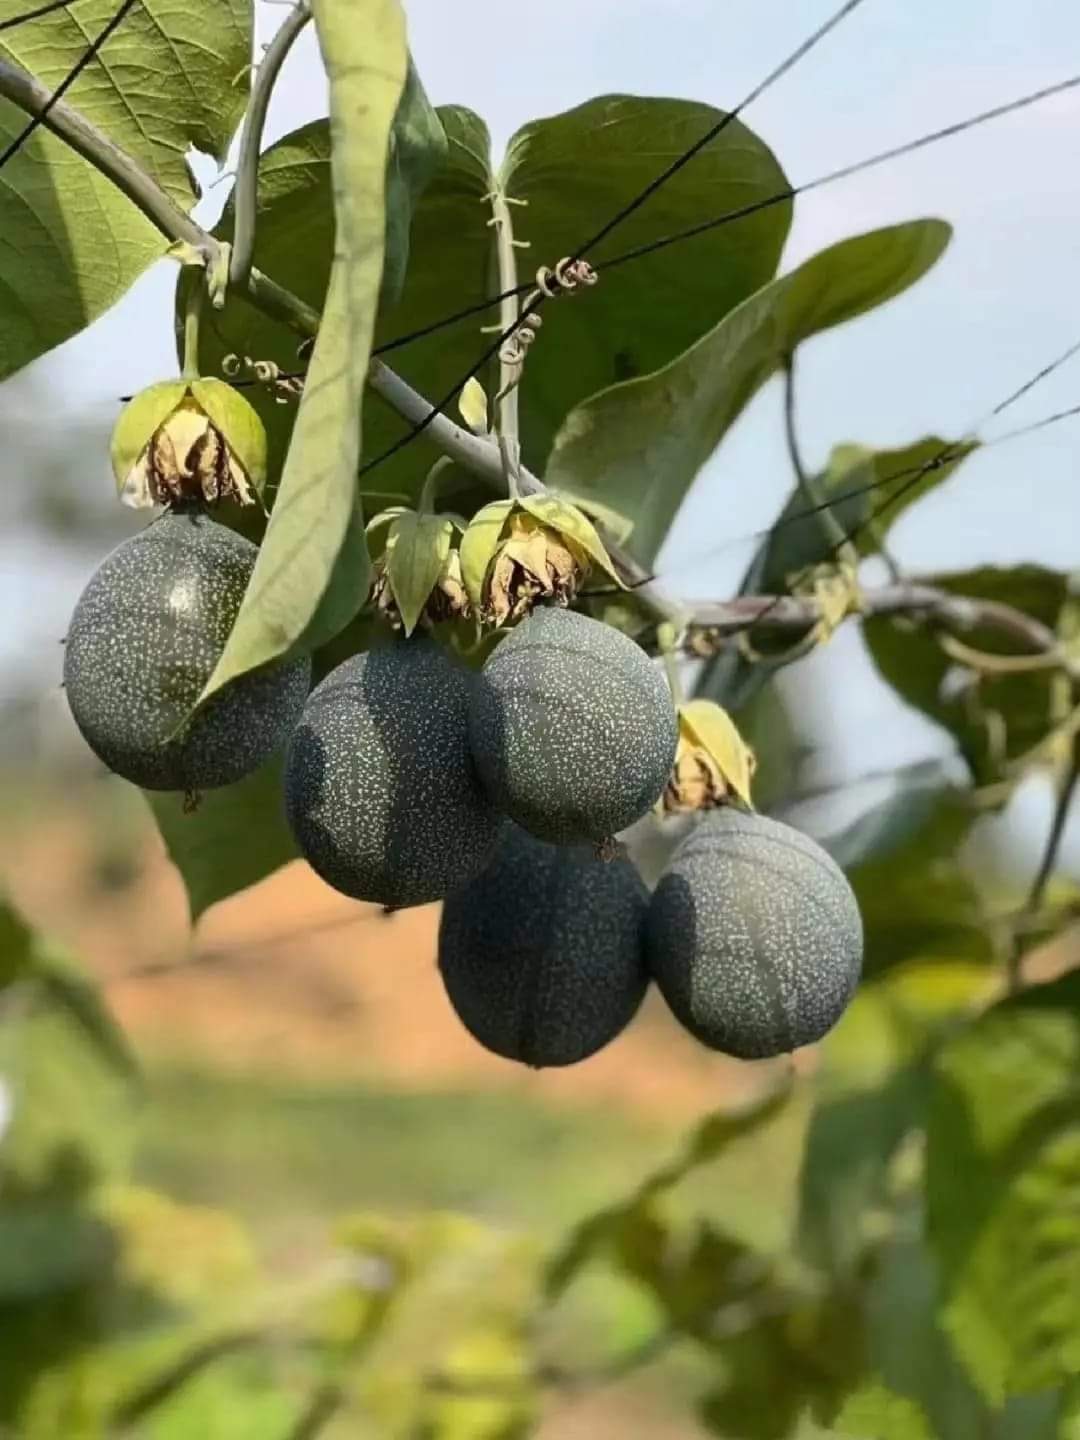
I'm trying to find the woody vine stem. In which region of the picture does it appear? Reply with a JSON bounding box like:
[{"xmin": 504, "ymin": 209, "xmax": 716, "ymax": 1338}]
[{"xmin": 0, "ymin": 55, "xmax": 1076, "ymax": 684}]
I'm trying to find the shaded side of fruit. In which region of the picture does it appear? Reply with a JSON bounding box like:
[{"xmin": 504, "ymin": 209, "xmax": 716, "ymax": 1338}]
[
  {"xmin": 63, "ymin": 512, "xmax": 310, "ymax": 792},
  {"xmin": 438, "ymin": 823, "xmax": 650, "ymax": 1068},
  {"xmin": 467, "ymin": 607, "xmax": 678, "ymax": 844},
  {"xmin": 645, "ymin": 809, "xmax": 863, "ymax": 1059},
  {"xmin": 283, "ymin": 637, "xmax": 499, "ymax": 908}
]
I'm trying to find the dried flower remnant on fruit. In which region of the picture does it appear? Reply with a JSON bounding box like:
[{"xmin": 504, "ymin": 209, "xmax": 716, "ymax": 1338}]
[
  {"xmin": 373, "ymin": 552, "xmax": 472, "ymax": 631},
  {"xmin": 486, "ymin": 511, "xmax": 588, "ymax": 626},
  {"xmin": 662, "ymin": 701, "xmax": 757, "ymax": 816},
  {"xmin": 460, "ymin": 495, "xmax": 623, "ymax": 631},
  {"xmin": 112, "ymin": 379, "xmax": 267, "ymax": 510}
]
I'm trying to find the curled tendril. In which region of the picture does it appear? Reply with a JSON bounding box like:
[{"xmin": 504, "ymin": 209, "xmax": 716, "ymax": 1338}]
[
  {"xmin": 535, "ymin": 256, "xmax": 598, "ymax": 298},
  {"xmin": 220, "ymin": 353, "xmax": 304, "ymax": 404}
]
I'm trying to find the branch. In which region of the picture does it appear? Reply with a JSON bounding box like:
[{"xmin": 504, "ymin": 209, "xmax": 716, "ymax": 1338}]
[
  {"xmin": 230, "ymin": 1, "xmax": 312, "ymax": 288},
  {"xmin": 683, "ymin": 581, "xmax": 1080, "ymax": 680}
]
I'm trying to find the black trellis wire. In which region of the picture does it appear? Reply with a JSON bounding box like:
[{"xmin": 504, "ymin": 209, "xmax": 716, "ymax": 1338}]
[
  {"xmin": 0, "ymin": 0, "xmax": 77, "ymax": 33},
  {"xmin": 0, "ymin": 0, "xmax": 137, "ymax": 170},
  {"xmin": 726, "ymin": 336, "xmax": 1080, "ymax": 644},
  {"xmin": 353, "ymin": 0, "xmax": 871, "ymax": 481}
]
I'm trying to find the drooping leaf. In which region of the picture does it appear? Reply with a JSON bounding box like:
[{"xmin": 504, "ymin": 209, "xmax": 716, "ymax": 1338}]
[
  {"xmin": 199, "ymin": 0, "xmax": 409, "ymax": 701},
  {"xmin": 926, "ymin": 972, "xmax": 1080, "ymax": 1404},
  {"xmin": 385, "ymin": 511, "xmax": 453, "ymax": 635},
  {"xmin": 864, "ymin": 566, "xmax": 1073, "ymax": 789},
  {"xmin": 148, "ymin": 753, "xmax": 299, "ymax": 922},
  {"xmin": 0, "ymin": 0, "xmax": 251, "ymax": 378},
  {"xmin": 546, "ymin": 220, "xmax": 952, "ymax": 566}
]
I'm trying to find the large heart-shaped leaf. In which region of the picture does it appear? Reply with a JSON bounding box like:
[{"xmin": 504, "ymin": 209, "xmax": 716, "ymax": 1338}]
[
  {"xmin": 200, "ymin": 0, "xmax": 408, "ymax": 701},
  {"xmin": 0, "ymin": 0, "xmax": 251, "ymax": 379},
  {"xmin": 546, "ymin": 220, "xmax": 953, "ymax": 567},
  {"xmin": 864, "ymin": 566, "xmax": 1072, "ymax": 788},
  {"xmin": 500, "ymin": 95, "xmax": 792, "ymax": 473}
]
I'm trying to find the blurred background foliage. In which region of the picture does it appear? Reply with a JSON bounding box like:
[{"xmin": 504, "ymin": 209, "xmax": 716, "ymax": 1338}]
[{"xmin": 3, "ymin": 4, "xmax": 1080, "ymax": 1437}]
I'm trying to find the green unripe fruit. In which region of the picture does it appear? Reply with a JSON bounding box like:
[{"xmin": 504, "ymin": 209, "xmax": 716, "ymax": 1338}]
[
  {"xmin": 646, "ymin": 809, "xmax": 863, "ymax": 1059},
  {"xmin": 283, "ymin": 637, "xmax": 499, "ymax": 908},
  {"xmin": 438, "ymin": 823, "xmax": 650, "ymax": 1067},
  {"xmin": 467, "ymin": 608, "xmax": 678, "ymax": 844},
  {"xmin": 63, "ymin": 512, "xmax": 310, "ymax": 792}
]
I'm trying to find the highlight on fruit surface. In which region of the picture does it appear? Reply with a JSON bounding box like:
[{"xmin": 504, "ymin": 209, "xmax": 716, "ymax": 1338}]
[
  {"xmin": 467, "ymin": 607, "xmax": 679, "ymax": 845},
  {"xmin": 437, "ymin": 822, "xmax": 650, "ymax": 1068},
  {"xmin": 63, "ymin": 512, "xmax": 310, "ymax": 793},
  {"xmin": 645, "ymin": 808, "xmax": 863, "ymax": 1060},
  {"xmin": 283, "ymin": 636, "xmax": 499, "ymax": 909}
]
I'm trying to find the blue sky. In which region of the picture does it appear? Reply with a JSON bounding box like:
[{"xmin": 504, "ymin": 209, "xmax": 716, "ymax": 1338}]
[{"xmin": 2, "ymin": 0, "xmax": 1079, "ymax": 867}]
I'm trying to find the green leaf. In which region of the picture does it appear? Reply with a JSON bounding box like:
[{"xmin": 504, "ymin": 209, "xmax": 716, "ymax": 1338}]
[
  {"xmin": 386, "ymin": 512, "xmax": 453, "ymax": 635},
  {"xmin": 546, "ymin": 220, "xmax": 952, "ymax": 566},
  {"xmin": 754, "ymin": 437, "xmax": 979, "ymax": 594},
  {"xmin": 148, "ymin": 753, "xmax": 299, "ymax": 921},
  {"xmin": 926, "ymin": 972, "xmax": 1080, "ymax": 1403},
  {"xmin": 199, "ymin": 0, "xmax": 408, "ymax": 702},
  {"xmin": 500, "ymin": 94, "xmax": 792, "ymax": 472},
  {"xmin": 835, "ymin": 1382, "xmax": 937, "ymax": 1439},
  {"xmin": 382, "ymin": 55, "xmax": 447, "ymax": 306},
  {"xmin": 864, "ymin": 566, "xmax": 1073, "ymax": 788},
  {"xmin": 0, "ymin": 0, "xmax": 251, "ymax": 379},
  {"xmin": 368, "ymin": 96, "xmax": 791, "ymax": 502}
]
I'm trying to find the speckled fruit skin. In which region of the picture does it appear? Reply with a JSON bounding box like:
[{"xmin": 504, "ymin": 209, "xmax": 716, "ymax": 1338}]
[
  {"xmin": 467, "ymin": 608, "xmax": 678, "ymax": 845},
  {"xmin": 283, "ymin": 637, "xmax": 499, "ymax": 908},
  {"xmin": 63, "ymin": 512, "xmax": 311, "ymax": 792},
  {"xmin": 646, "ymin": 808, "xmax": 863, "ymax": 1060},
  {"xmin": 438, "ymin": 822, "xmax": 650, "ymax": 1068}
]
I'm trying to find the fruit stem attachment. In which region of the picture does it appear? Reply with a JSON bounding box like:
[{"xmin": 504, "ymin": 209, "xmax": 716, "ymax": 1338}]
[
  {"xmin": 229, "ymin": 0, "xmax": 312, "ymax": 289},
  {"xmin": 418, "ymin": 456, "xmax": 454, "ymax": 515},
  {"xmin": 181, "ymin": 274, "xmax": 206, "ymax": 380},
  {"xmin": 657, "ymin": 621, "xmax": 685, "ymax": 706}
]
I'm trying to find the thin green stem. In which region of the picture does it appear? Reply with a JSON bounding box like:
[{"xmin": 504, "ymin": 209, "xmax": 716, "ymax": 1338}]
[
  {"xmin": 181, "ymin": 274, "xmax": 205, "ymax": 379},
  {"xmin": 230, "ymin": 1, "xmax": 312, "ymax": 288},
  {"xmin": 489, "ymin": 182, "xmax": 522, "ymax": 497},
  {"xmin": 657, "ymin": 621, "xmax": 686, "ymax": 706},
  {"xmin": 782, "ymin": 353, "xmax": 850, "ymax": 558}
]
